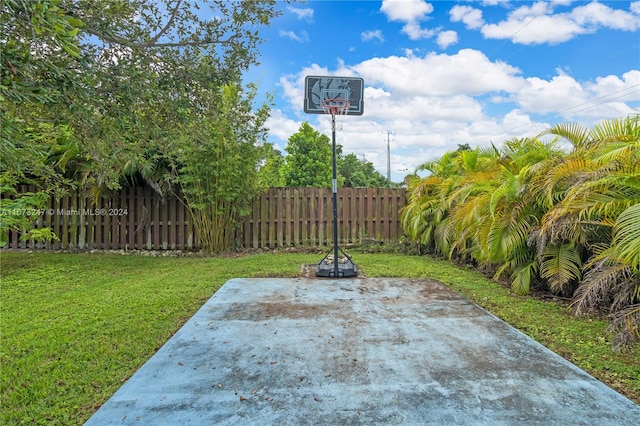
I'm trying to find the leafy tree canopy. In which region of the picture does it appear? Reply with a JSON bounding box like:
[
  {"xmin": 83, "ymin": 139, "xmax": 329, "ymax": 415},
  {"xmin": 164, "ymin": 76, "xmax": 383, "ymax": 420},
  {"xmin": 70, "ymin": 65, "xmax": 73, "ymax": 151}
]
[
  {"xmin": 281, "ymin": 122, "xmax": 333, "ymax": 187},
  {"xmin": 339, "ymin": 153, "xmax": 392, "ymax": 187},
  {"xmin": 1, "ymin": 0, "xmax": 281, "ymax": 249},
  {"xmin": 2, "ymin": 0, "xmax": 280, "ymax": 190},
  {"xmin": 258, "ymin": 143, "xmax": 285, "ymax": 188},
  {"xmin": 274, "ymin": 122, "xmax": 396, "ymax": 188}
]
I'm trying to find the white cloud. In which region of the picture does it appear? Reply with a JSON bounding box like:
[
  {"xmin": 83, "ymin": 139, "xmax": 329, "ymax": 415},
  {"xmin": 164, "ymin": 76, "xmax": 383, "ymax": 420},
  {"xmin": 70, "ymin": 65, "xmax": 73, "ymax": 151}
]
[
  {"xmin": 588, "ymin": 70, "xmax": 640, "ymax": 101},
  {"xmin": 380, "ymin": 0, "xmax": 433, "ymax": 22},
  {"xmin": 353, "ymin": 49, "xmax": 523, "ymax": 97},
  {"xmin": 380, "ymin": 0, "xmax": 436, "ymax": 40},
  {"xmin": 278, "ymin": 64, "xmax": 331, "ymax": 116},
  {"xmin": 550, "ymin": 0, "xmax": 574, "ymax": 6},
  {"xmin": 270, "ymin": 46, "xmax": 639, "ymax": 182},
  {"xmin": 287, "ymin": 7, "xmax": 313, "ymax": 22},
  {"xmin": 478, "ymin": 1, "xmax": 640, "ymax": 45},
  {"xmin": 482, "ymin": 0, "xmax": 510, "ymax": 6},
  {"xmin": 436, "ymin": 30, "xmax": 458, "ymax": 49},
  {"xmin": 502, "ymin": 109, "xmax": 543, "ymax": 134},
  {"xmin": 278, "ymin": 30, "xmax": 309, "ymax": 43},
  {"xmin": 572, "ymin": 1, "xmax": 640, "ymax": 31},
  {"xmin": 402, "ymin": 22, "xmax": 436, "ymax": 40},
  {"xmin": 403, "ymin": 48, "xmax": 417, "ymax": 58},
  {"xmin": 517, "ymin": 74, "xmax": 588, "ymax": 114},
  {"xmin": 578, "ymin": 70, "xmax": 640, "ymax": 118},
  {"xmin": 265, "ymin": 109, "xmax": 302, "ymax": 146},
  {"xmin": 361, "ymin": 30, "xmax": 384, "ymax": 42},
  {"xmin": 450, "ymin": 5, "xmax": 484, "ymax": 29},
  {"xmin": 481, "ymin": 8, "xmax": 582, "ymax": 45},
  {"xmin": 515, "ymin": 70, "xmax": 640, "ymax": 120},
  {"xmin": 365, "ymin": 87, "xmax": 391, "ymax": 100}
]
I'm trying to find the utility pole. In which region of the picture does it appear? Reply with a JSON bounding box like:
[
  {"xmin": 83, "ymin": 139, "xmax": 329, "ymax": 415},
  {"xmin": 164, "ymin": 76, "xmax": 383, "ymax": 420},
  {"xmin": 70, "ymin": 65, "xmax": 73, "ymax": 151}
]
[{"xmin": 383, "ymin": 130, "xmax": 394, "ymax": 182}]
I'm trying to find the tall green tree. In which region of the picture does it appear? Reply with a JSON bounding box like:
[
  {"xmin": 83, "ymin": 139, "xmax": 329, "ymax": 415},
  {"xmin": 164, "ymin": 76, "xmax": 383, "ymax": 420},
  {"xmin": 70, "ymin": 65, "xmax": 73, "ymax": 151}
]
[
  {"xmin": 1, "ymin": 0, "xmax": 281, "ymax": 248},
  {"xmin": 339, "ymin": 153, "xmax": 393, "ymax": 187},
  {"xmin": 2, "ymin": 0, "xmax": 280, "ymax": 189},
  {"xmin": 258, "ymin": 143, "xmax": 285, "ymax": 188},
  {"xmin": 67, "ymin": 0, "xmax": 280, "ymax": 190},
  {"xmin": 281, "ymin": 122, "xmax": 333, "ymax": 187},
  {"xmin": 1, "ymin": 0, "xmax": 83, "ymax": 182},
  {"xmin": 278, "ymin": 124, "xmax": 393, "ymax": 188},
  {"xmin": 1, "ymin": 0, "xmax": 86, "ymax": 245}
]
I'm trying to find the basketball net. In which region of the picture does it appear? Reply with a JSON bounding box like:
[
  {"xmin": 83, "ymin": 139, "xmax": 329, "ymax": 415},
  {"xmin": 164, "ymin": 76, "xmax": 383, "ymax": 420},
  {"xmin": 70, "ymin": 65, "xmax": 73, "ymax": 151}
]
[
  {"xmin": 321, "ymin": 98, "xmax": 350, "ymax": 115},
  {"xmin": 322, "ymin": 98, "xmax": 350, "ymax": 132}
]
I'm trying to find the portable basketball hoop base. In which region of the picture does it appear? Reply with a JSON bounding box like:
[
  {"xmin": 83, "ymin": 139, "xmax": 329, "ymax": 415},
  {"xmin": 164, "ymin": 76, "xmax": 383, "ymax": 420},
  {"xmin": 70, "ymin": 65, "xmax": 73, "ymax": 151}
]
[
  {"xmin": 316, "ymin": 247, "xmax": 358, "ymax": 278},
  {"xmin": 315, "ymin": 97, "xmax": 358, "ymax": 278}
]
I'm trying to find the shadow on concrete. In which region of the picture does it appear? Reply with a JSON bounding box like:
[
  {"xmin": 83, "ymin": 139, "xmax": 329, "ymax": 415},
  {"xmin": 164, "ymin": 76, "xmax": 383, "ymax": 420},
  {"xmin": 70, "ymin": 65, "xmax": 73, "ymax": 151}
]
[{"xmin": 86, "ymin": 278, "xmax": 640, "ymax": 425}]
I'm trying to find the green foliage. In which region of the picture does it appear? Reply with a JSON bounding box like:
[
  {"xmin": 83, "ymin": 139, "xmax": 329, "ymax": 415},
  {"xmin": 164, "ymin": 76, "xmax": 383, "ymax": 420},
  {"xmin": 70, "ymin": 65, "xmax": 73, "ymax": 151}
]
[
  {"xmin": 275, "ymin": 124, "xmax": 396, "ymax": 188},
  {"xmin": 338, "ymin": 153, "xmax": 394, "ymax": 187},
  {"xmin": 1, "ymin": 0, "xmax": 84, "ymax": 196},
  {"xmin": 2, "ymin": 0, "xmax": 281, "ymax": 245},
  {"xmin": 402, "ymin": 116, "xmax": 640, "ymax": 347},
  {"xmin": 0, "ymin": 185, "xmax": 58, "ymax": 246},
  {"xmin": 258, "ymin": 143, "xmax": 285, "ymax": 188},
  {"xmin": 540, "ymin": 243, "xmax": 582, "ymax": 293},
  {"xmin": 174, "ymin": 83, "xmax": 269, "ymax": 253},
  {"xmin": 540, "ymin": 116, "xmax": 640, "ymax": 347},
  {"xmin": 281, "ymin": 122, "xmax": 333, "ymax": 187},
  {"xmin": 612, "ymin": 203, "xmax": 640, "ymax": 269},
  {"xmin": 64, "ymin": 0, "xmax": 279, "ymax": 190}
]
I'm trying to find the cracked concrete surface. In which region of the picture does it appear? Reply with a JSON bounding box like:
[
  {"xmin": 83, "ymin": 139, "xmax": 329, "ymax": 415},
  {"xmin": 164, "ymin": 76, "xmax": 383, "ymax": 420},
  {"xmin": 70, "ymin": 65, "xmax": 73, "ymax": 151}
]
[{"xmin": 85, "ymin": 278, "xmax": 640, "ymax": 425}]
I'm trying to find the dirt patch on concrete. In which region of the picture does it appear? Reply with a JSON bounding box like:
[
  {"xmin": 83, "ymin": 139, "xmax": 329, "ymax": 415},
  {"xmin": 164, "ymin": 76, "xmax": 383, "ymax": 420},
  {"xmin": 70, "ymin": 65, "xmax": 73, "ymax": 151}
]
[{"xmin": 220, "ymin": 301, "xmax": 350, "ymax": 321}]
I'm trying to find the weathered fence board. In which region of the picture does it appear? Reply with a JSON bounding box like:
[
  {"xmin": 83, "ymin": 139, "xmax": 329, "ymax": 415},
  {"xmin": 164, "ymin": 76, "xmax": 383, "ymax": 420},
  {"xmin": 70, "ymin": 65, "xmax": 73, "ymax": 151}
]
[{"xmin": 4, "ymin": 186, "xmax": 406, "ymax": 250}]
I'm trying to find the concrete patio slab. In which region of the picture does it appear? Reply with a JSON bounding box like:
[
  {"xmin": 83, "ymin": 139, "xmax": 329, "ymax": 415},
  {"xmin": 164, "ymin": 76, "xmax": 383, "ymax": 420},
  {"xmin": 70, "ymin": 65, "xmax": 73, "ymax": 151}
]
[{"xmin": 85, "ymin": 278, "xmax": 640, "ymax": 425}]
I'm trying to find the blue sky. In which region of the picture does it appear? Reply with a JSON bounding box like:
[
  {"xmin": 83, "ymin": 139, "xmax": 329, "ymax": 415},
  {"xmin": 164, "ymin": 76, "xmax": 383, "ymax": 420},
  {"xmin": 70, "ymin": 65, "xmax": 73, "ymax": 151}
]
[{"xmin": 245, "ymin": 0, "xmax": 639, "ymax": 182}]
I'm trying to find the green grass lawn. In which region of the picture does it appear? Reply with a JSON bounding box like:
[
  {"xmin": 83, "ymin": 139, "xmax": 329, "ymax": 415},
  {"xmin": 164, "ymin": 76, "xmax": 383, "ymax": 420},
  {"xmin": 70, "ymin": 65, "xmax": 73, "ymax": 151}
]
[{"xmin": 1, "ymin": 251, "xmax": 639, "ymax": 425}]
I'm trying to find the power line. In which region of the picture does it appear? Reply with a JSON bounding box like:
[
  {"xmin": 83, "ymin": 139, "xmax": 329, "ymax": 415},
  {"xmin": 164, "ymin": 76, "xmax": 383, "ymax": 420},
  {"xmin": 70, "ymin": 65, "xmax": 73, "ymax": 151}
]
[
  {"xmin": 559, "ymin": 86, "xmax": 640, "ymax": 116},
  {"xmin": 500, "ymin": 84, "xmax": 640, "ymax": 136}
]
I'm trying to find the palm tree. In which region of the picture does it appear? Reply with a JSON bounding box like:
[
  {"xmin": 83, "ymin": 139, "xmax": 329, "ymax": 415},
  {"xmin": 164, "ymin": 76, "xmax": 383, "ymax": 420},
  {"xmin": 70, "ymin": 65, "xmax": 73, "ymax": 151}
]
[
  {"xmin": 536, "ymin": 116, "xmax": 640, "ymax": 347},
  {"xmin": 401, "ymin": 174, "xmax": 447, "ymax": 254},
  {"xmin": 402, "ymin": 116, "xmax": 639, "ymax": 347}
]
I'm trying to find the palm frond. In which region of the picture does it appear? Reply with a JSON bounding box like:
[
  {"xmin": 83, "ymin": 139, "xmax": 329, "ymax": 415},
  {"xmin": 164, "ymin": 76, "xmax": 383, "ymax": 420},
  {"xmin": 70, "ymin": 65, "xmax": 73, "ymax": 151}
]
[
  {"xmin": 510, "ymin": 260, "xmax": 539, "ymax": 295},
  {"xmin": 477, "ymin": 143, "xmax": 500, "ymax": 158},
  {"xmin": 590, "ymin": 141, "xmax": 640, "ymax": 165},
  {"xmin": 434, "ymin": 217, "xmax": 456, "ymax": 257},
  {"xmin": 540, "ymin": 157, "xmax": 595, "ymax": 205},
  {"xmin": 608, "ymin": 303, "xmax": 640, "ymax": 350},
  {"xmin": 543, "ymin": 122, "xmax": 590, "ymax": 149},
  {"xmin": 571, "ymin": 258, "xmax": 631, "ymax": 314},
  {"xmin": 540, "ymin": 243, "xmax": 582, "ymax": 293},
  {"xmin": 504, "ymin": 211, "xmax": 534, "ymax": 256},
  {"xmin": 589, "ymin": 116, "xmax": 640, "ymax": 144},
  {"xmin": 486, "ymin": 211, "xmax": 508, "ymax": 260},
  {"xmin": 612, "ymin": 203, "xmax": 640, "ymax": 269}
]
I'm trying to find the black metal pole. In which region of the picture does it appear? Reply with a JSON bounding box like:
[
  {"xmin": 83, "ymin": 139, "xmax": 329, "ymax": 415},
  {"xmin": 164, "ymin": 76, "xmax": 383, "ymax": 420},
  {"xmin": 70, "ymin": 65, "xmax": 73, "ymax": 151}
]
[{"xmin": 331, "ymin": 113, "xmax": 339, "ymax": 278}]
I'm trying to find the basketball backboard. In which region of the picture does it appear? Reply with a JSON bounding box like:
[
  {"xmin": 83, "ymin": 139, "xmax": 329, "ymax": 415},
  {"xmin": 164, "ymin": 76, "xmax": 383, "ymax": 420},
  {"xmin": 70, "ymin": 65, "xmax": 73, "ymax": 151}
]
[{"xmin": 304, "ymin": 76, "xmax": 364, "ymax": 115}]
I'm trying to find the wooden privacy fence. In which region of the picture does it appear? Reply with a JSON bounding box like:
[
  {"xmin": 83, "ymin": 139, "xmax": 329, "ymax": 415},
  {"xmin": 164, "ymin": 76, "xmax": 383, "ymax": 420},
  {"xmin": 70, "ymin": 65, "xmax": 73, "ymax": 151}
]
[{"xmin": 4, "ymin": 187, "xmax": 407, "ymax": 251}]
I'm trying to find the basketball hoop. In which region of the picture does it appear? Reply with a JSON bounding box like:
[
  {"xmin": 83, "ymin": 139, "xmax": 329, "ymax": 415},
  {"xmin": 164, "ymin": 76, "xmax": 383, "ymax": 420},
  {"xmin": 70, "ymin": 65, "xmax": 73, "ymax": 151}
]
[
  {"xmin": 322, "ymin": 98, "xmax": 351, "ymax": 116},
  {"xmin": 304, "ymin": 76, "xmax": 363, "ymax": 278}
]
